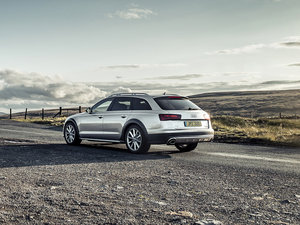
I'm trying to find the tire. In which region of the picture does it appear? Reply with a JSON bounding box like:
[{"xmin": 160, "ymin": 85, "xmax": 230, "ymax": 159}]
[
  {"xmin": 175, "ymin": 143, "xmax": 198, "ymax": 152},
  {"xmin": 125, "ymin": 125, "xmax": 150, "ymax": 153},
  {"xmin": 64, "ymin": 122, "xmax": 82, "ymax": 145}
]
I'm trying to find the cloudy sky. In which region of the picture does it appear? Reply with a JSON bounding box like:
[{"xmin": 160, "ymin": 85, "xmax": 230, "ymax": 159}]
[{"xmin": 0, "ymin": 0, "xmax": 300, "ymax": 112}]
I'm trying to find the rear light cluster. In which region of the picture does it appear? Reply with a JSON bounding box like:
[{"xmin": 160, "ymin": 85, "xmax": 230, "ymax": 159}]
[
  {"xmin": 159, "ymin": 114, "xmax": 182, "ymax": 121},
  {"xmin": 203, "ymin": 113, "xmax": 210, "ymax": 120},
  {"xmin": 167, "ymin": 96, "xmax": 184, "ymax": 99}
]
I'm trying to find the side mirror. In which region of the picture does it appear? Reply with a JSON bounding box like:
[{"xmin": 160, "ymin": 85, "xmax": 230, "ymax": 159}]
[{"xmin": 86, "ymin": 107, "xmax": 92, "ymax": 114}]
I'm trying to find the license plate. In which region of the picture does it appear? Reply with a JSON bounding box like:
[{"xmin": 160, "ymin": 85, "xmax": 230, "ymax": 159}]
[{"xmin": 184, "ymin": 121, "xmax": 203, "ymax": 127}]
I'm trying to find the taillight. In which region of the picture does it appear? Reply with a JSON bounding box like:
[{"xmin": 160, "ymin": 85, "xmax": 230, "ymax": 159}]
[
  {"xmin": 159, "ymin": 114, "xmax": 182, "ymax": 121},
  {"xmin": 203, "ymin": 113, "xmax": 210, "ymax": 120},
  {"xmin": 168, "ymin": 96, "xmax": 184, "ymax": 99}
]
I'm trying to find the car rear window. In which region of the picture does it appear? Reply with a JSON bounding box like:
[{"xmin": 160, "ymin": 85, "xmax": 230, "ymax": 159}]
[{"xmin": 154, "ymin": 97, "xmax": 200, "ymax": 110}]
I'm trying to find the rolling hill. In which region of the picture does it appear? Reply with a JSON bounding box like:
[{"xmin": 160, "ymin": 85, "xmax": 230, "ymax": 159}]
[
  {"xmin": 0, "ymin": 89, "xmax": 299, "ymax": 119},
  {"xmin": 189, "ymin": 89, "xmax": 300, "ymax": 118}
]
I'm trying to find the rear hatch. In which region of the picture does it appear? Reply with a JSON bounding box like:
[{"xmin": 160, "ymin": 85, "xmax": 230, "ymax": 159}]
[{"xmin": 154, "ymin": 96, "xmax": 210, "ymax": 129}]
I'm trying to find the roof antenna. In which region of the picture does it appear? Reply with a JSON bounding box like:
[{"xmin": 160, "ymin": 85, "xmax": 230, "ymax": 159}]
[{"xmin": 163, "ymin": 92, "xmax": 166, "ymax": 95}]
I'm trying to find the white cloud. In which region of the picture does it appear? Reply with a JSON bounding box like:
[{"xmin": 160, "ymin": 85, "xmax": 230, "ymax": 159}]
[
  {"xmin": 99, "ymin": 63, "xmax": 187, "ymax": 70},
  {"xmin": 1, "ymin": 69, "xmax": 299, "ymax": 112},
  {"xmin": 91, "ymin": 79, "xmax": 300, "ymax": 97},
  {"xmin": 110, "ymin": 87, "xmax": 133, "ymax": 94},
  {"xmin": 277, "ymin": 36, "xmax": 300, "ymax": 48},
  {"xmin": 149, "ymin": 63, "xmax": 187, "ymax": 68},
  {"xmin": 211, "ymin": 44, "xmax": 266, "ymax": 55},
  {"xmin": 108, "ymin": 7, "xmax": 156, "ymax": 20},
  {"xmin": 208, "ymin": 36, "xmax": 300, "ymax": 55},
  {"xmin": 270, "ymin": 0, "xmax": 290, "ymax": 2},
  {"xmin": 151, "ymin": 74, "xmax": 204, "ymax": 80},
  {"xmin": 288, "ymin": 63, "xmax": 300, "ymax": 66},
  {"xmin": 100, "ymin": 64, "xmax": 140, "ymax": 69},
  {"xmin": 0, "ymin": 69, "xmax": 107, "ymax": 110}
]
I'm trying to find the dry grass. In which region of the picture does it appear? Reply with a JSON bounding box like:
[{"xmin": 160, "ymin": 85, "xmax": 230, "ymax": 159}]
[
  {"xmin": 212, "ymin": 116, "xmax": 300, "ymax": 147},
  {"xmin": 190, "ymin": 89, "xmax": 300, "ymax": 118},
  {"xmin": 13, "ymin": 117, "xmax": 66, "ymax": 127}
]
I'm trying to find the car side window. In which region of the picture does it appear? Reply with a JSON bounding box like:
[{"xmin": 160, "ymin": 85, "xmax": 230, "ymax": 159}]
[
  {"xmin": 110, "ymin": 98, "xmax": 131, "ymax": 111},
  {"xmin": 132, "ymin": 98, "xmax": 152, "ymax": 110},
  {"xmin": 92, "ymin": 99, "xmax": 113, "ymax": 113}
]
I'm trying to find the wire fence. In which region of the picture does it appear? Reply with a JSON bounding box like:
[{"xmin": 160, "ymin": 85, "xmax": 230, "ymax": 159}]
[
  {"xmin": 1, "ymin": 107, "xmax": 299, "ymax": 120},
  {"xmin": 3, "ymin": 106, "xmax": 85, "ymax": 120}
]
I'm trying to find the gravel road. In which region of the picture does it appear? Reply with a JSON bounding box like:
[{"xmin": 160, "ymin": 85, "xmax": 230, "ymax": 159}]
[{"xmin": 0, "ymin": 119, "xmax": 299, "ymax": 224}]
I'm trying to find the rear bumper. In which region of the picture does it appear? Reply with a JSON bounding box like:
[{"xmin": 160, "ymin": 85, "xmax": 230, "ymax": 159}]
[{"xmin": 148, "ymin": 130, "xmax": 214, "ymax": 144}]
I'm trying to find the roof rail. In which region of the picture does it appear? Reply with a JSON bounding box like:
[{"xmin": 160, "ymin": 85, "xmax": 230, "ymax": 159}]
[
  {"xmin": 108, "ymin": 93, "xmax": 150, "ymax": 98},
  {"xmin": 162, "ymin": 93, "xmax": 180, "ymax": 96}
]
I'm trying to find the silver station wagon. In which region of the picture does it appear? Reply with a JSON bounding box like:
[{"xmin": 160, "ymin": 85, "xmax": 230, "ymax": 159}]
[{"xmin": 63, "ymin": 93, "xmax": 214, "ymax": 153}]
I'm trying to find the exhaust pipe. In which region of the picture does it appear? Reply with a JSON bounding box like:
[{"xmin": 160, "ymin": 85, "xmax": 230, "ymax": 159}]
[{"xmin": 167, "ymin": 138, "xmax": 176, "ymax": 145}]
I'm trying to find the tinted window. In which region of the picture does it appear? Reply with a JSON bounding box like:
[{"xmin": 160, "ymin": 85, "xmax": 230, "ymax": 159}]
[
  {"xmin": 132, "ymin": 98, "xmax": 152, "ymax": 110},
  {"xmin": 92, "ymin": 99, "xmax": 113, "ymax": 113},
  {"xmin": 154, "ymin": 97, "xmax": 200, "ymax": 110},
  {"xmin": 110, "ymin": 97, "xmax": 131, "ymax": 111}
]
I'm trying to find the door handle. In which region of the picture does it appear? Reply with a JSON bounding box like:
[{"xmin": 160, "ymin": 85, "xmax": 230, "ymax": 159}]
[
  {"xmin": 121, "ymin": 115, "xmax": 127, "ymax": 118},
  {"xmin": 98, "ymin": 116, "xmax": 103, "ymax": 119}
]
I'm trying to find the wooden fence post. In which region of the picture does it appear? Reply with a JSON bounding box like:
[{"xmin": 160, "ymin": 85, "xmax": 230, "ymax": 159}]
[
  {"xmin": 25, "ymin": 108, "xmax": 27, "ymax": 120},
  {"xmin": 9, "ymin": 108, "xmax": 12, "ymax": 119},
  {"xmin": 279, "ymin": 112, "xmax": 282, "ymax": 119},
  {"xmin": 79, "ymin": 106, "xmax": 81, "ymax": 113},
  {"xmin": 42, "ymin": 108, "xmax": 44, "ymax": 120},
  {"xmin": 59, "ymin": 107, "xmax": 62, "ymax": 116}
]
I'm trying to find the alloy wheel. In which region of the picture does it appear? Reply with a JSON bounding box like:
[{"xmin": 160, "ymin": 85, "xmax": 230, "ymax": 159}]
[
  {"xmin": 65, "ymin": 124, "xmax": 75, "ymax": 143},
  {"xmin": 126, "ymin": 128, "xmax": 142, "ymax": 151}
]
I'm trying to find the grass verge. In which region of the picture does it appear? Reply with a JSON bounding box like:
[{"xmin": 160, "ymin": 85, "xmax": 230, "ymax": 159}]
[
  {"xmin": 212, "ymin": 116, "xmax": 300, "ymax": 147},
  {"xmin": 13, "ymin": 117, "xmax": 66, "ymax": 127}
]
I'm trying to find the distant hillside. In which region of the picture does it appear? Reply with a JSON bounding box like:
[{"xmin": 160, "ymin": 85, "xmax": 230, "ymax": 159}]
[
  {"xmin": 189, "ymin": 89, "xmax": 300, "ymax": 117},
  {"xmin": 1, "ymin": 89, "xmax": 299, "ymax": 119}
]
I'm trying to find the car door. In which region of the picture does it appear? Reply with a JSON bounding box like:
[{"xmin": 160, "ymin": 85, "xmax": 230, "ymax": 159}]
[
  {"xmin": 100, "ymin": 97, "xmax": 132, "ymax": 140},
  {"xmin": 78, "ymin": 98, "xmax": 113, "ymax": 139}
]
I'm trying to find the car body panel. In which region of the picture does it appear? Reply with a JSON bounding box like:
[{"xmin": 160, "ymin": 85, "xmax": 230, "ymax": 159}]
[
  {"xmin": 101, "ymin": 110, "xmax": 130, "ymax": 139},
  {"xmin": 64, "ymin": 94, "xmax": 214, "ymax": 145}
]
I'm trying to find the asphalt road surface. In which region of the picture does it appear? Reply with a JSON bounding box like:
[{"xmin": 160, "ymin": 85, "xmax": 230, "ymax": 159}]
[{"xmin": 0, "ymin": 119, "xmax": 299, "ymax": 224}]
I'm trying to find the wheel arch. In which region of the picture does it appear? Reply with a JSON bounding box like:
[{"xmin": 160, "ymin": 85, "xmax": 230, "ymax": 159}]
[
  {"xmin": 64, "ymin": 118, "xmax": 80, "ymax": 136},
  {"xmin": 121, "ymin": 119, "xmax": 148, "ymax": 141},
  {"xmin": 65, "ymin": 118, "xmax": 78, "ymax": 127}
]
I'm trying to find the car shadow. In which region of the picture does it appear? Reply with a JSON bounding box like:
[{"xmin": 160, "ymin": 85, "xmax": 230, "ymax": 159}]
[
  {"xmin": 0, "ymin": 143, "xmax": 175, "ymax": 168},
  {"xmin": 85, "ymin": 142, "xmax": 181, "ymax": 155}
]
